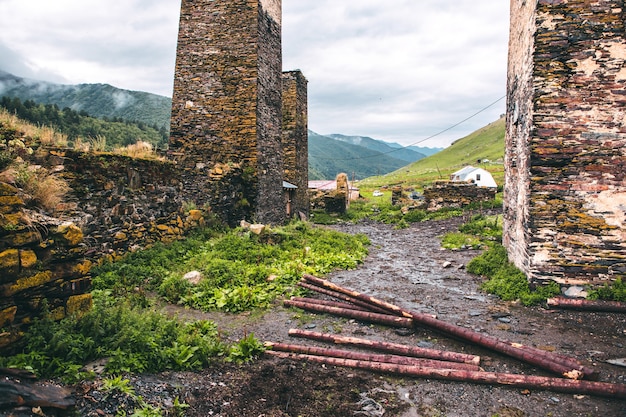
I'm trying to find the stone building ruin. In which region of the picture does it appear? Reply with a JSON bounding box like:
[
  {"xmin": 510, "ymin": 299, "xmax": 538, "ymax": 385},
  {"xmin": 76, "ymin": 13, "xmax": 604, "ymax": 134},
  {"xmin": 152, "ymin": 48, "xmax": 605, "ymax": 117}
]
[
  {"xmin": 169, "ymin": 0, "xmax": 308, "ymax": 225},
  {"xmin": 505, "ymin": 0, "xmax": 626, "ymax": 286}
]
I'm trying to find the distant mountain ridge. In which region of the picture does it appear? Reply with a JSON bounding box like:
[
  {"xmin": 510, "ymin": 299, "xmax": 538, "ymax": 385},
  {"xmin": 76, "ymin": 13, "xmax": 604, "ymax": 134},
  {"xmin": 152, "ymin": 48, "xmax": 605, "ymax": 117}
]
[
  {"xmin": 328, "ymin": 134, "xmax": 441, "ymax": 161},
  {"xmin": 0, "ymin": 70, "xmax": 172, "ymax": 130},
  {"xmin": 309, "ymin": 130, "xmax": 428, "ymax": 180}
]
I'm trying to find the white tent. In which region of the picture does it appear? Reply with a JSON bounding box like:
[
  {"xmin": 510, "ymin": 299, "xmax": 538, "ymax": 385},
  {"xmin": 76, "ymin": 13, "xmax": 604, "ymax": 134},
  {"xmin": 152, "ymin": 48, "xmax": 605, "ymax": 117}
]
[{"xmin": 450, "ymin": 166, "xmax": 497, "ymax": 188}]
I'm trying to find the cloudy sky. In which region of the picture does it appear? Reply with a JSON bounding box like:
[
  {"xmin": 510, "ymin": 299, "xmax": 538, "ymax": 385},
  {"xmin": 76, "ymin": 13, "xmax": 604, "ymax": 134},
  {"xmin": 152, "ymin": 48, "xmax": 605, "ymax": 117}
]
[{"xmin": 0, "ymin": 0, "xmax": 510, "ymax": 148}]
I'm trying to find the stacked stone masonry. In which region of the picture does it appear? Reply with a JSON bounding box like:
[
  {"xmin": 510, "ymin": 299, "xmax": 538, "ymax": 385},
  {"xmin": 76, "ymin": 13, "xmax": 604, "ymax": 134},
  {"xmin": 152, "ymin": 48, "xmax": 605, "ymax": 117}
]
[
  {"xmin": 282, "ymin": 70, "xmax": 309, "ymax": 217},
  {"xmin": 0, "ymin": 180, "xmax": 91, "ymax": 349},
  {"xmin": 169, "ymin": 0, "xmax": 285, "ymax": 225},
  {"xmin": 505, "ymin": 0, "xmax": 626, "ymax": 286}
]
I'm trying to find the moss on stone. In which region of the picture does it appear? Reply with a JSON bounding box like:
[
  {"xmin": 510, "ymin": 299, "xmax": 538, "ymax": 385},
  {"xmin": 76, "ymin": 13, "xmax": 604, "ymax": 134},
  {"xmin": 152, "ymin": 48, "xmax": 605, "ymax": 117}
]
[
  {"xmin": 56, "ymin": 222, "xmax": 84, "ymax": 246},
  {"xmin": 0, "ymin": 306, "xmax": 17, "ymax": 327},
  {"xmin": 2, "ymin": 271, "xmax": 53, "ymax": 297},
  {"xmin": 65, "ymin": 293, "xmax": 93, "ymax": 316}
]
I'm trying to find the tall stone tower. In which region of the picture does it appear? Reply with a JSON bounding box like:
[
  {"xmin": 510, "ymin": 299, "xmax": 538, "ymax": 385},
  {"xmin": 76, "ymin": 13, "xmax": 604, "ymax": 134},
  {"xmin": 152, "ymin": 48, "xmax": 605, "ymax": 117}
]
[
  {"xmin": 505, "ymin": 0, "xmax": 626, "ymax": 286},
  {"xmin": 282, "ymin": 70, "xmax": 309, "ymax": 217},
  {"xmin": 169, "ymin": 0, "xmax": 285, "ymax": 225}
]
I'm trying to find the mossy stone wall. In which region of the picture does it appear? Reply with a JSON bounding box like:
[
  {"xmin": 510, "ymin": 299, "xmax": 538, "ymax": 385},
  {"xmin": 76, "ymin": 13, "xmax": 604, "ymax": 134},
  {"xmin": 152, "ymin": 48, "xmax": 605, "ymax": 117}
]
[{"xmin": 505, "ymin": 0, "xmax": 626, "ymax": 286}]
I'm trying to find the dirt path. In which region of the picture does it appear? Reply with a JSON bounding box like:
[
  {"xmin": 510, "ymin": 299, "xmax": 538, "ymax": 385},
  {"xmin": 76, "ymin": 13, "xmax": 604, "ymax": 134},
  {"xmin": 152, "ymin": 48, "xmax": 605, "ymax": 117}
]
[{"xmin": 19, "ymin": 217, "xmax": 626, "ymax": 417}]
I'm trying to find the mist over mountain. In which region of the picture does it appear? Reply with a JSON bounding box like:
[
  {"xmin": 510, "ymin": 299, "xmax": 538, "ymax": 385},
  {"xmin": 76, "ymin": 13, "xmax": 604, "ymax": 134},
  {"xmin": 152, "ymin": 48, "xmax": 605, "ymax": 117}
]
[{"xmin": 0, "ymin": 70, "xmax": 171, "ymax": 130}]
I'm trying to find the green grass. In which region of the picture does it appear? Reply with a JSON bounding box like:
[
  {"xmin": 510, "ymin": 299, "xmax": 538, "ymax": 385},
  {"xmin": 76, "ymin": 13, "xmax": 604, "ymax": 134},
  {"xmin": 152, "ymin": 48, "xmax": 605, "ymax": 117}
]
[{"xmin": 356, "ymin": 117, "xmax": 505, "ymax": 193}]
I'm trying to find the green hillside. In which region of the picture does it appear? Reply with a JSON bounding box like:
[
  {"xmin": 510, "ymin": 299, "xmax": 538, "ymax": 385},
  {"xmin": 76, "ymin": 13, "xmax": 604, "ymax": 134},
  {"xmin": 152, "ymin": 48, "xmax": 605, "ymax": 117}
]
[{"xmin": 358, "ymin": 117, "xmax": 505, "ymax": 191}]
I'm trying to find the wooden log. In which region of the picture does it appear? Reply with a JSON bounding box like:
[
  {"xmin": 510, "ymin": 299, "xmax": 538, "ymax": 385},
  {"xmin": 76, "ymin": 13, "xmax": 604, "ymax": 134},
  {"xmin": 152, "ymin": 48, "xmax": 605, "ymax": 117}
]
[
  {"xmin": 298, "ymin": 281, "xmax": 391, "ymax": 315},
  {"xmin": 547, "ymin": 297, "xmax": 626, "ymax": 313},
  {"xmin": 290, "ymin": 296, "xmax": 373, "ymax": 312},
  {"xmin": 266, "ymin": 351, "xmax": 626, "ymax": 399},
  {"xmin": 284, "ymin": 299, "xmax": 413, "ymax": 328},
  {"xmin": 301, "ymin": 274, "xmax": 598, "ymax": 380},
  {"xmin": 0, "ymin": 380, "xmax": 75, "ymax": 409},
  {"xmin": 265, "ymin": 341, "xmax": 481, "ymax": 371},
  {"xmin": 288, "ymin": 328, "xmax": 481, "ymax": 365}
]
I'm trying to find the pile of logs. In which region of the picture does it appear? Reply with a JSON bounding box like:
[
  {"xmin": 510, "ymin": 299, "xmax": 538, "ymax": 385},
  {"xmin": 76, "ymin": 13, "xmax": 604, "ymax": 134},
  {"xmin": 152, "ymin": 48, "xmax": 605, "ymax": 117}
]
[{"xmin": 265, "ymin": 274, "xmax": 626, "ymax": 399}]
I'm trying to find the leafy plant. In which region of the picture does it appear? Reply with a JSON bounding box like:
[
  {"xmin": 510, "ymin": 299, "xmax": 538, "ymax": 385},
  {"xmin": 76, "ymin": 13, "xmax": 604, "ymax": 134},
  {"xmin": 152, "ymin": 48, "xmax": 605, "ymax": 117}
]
[
  {"xmin": 441, "ymin": 232, "xmax": 482, "ymax": 250},
  {"xmin": 0, "ymin": 291, "xmax": 229, "ymax": 379},
  {"xmin": 227, "ymin": 333, "xmax": 265, "ymax": 364}
]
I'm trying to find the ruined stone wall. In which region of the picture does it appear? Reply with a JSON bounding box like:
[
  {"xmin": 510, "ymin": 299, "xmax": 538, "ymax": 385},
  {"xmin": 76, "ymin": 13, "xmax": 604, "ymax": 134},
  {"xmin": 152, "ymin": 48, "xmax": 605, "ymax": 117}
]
[
  {"xmin": 505, "ymin": 0, "xmax": 626, "ymax": 286},
  {"xmin": 282, "ymin": 70, "xmax": 309, "ymax": 217},
  {"xmin": 424, "ymin": 181, "xmax": 496, "ymax": 210},
  {"xmin": 169, "ymin": 0, "xmax": 285, "ymax": 225}
]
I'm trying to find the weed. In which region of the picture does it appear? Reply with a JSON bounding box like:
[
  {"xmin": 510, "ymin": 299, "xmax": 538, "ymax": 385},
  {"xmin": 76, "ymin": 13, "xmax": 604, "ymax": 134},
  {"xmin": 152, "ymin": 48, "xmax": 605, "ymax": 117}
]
[
  {"xmin": 0, "ymin": 290, "xmax": 229, "ymax": 379},
  {"xmin": 102, "ymin": 375, "xmax": 136, "ymax": 397},
  {"xmin": 12, "ymin": 163, "xmax": 69, "ymax": 212},
  {"xmin": 588, "ymin": 278, "xmax": 626, "ymax": 302},
  {"xmin": 227, "ymin": 333, "xmax": 265, "ymax": 364},
  {"xmin": 113, "ymin": 140, "xmax": 163, "ymax": 160},
  {"xmin": 130, "ymin": 403, "xmax": 163, "ymax": 417},
  {"xmin": 172, "ymin": 397, "xmax": 190, "ymax": 417},
  {"xmin": 441, "ymin": 232, "xmax": 482, "ymax": 250}
]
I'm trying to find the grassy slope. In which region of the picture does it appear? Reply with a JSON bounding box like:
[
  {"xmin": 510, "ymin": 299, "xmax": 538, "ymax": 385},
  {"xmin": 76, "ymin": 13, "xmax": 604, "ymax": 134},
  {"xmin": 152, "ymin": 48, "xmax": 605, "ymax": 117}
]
[{"xmin": 357, "ymin": 117, "xmax": 505, "ymax": 191}]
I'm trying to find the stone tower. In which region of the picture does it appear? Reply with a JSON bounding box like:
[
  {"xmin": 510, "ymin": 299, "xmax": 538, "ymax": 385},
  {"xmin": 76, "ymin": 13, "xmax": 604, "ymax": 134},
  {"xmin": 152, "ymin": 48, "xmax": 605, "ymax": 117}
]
[
  {"xmin": 169, "ymin": 0, "xmax": 285, "ymax": 225},
  {"xmin": 505, "ymin": 0, "xmax": 626, "ymax": 286},
  {"xmin": 282, "ymin": 70, "xmax": 309, "ymax": 218}
]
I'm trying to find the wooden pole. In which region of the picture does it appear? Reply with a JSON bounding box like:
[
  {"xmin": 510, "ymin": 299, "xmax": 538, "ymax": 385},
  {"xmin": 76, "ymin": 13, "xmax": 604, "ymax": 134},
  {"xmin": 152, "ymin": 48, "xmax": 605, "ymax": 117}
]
[
  {"xmin": 267, "ymin": 351, "xmax": 626, "ymax": 399},
  {"xmin": 284, "ymin": 299, "xmax": 413, "ymax": 328},
  {"xmin": 290, "ymin": 297, "xmax": 373, "ymax": 312},
  {"xmin": 265, "ymin": 342, "xmax": 481, "ymax": 371},
  {"xmin": 288, "ymin": 328, "xmax": 480, "ymax": 365},
  {"xmin": 547, "ymin": 297, "xmax": 626, "ymax": 313},
  {"xmin": 301, "ymin": 274, "xmax": 598, "ymax": 380},
  {"xmin": 298, "ymin": 281, "xmax": 391, "ymax": 315}
]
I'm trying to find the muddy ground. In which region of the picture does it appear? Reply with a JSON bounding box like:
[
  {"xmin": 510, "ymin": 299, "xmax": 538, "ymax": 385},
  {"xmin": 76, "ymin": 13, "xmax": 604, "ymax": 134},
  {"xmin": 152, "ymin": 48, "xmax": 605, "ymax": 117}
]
[{"xmin": 5, "ymin": 216, "xmax": 626, "ymax": 416}]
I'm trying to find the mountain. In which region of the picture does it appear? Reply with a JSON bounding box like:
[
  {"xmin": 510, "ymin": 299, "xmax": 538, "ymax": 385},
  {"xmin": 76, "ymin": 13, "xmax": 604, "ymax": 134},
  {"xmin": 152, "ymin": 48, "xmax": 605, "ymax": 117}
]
[
  {"xmin": 0, "ymin": 70, "xmax": 445, "ymax": 181},
  {"xmin": 308, "ymin": 130, "xmax": 417, "ymax": 180},
  {"xmin": 0, "ymin": 70, "xmax": 171, "ymax": 130},
  {"xmin": 327, "ymin": 134, "xmax": 428, "ymax": 163}
]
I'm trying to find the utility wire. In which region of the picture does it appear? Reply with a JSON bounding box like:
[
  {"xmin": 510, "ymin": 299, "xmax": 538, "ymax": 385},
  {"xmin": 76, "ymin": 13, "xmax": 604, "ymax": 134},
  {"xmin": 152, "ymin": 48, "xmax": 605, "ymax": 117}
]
[{"xmin": 310, "ymin": 95, "xmax": 506, "ymax": 162}]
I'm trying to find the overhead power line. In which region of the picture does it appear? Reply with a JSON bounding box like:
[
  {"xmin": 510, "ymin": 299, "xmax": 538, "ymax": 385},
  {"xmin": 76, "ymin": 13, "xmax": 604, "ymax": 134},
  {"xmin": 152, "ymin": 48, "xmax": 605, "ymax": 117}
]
[{"xmin": 310, "ymin": 95, "xmax": 506, "ymax": 162}]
